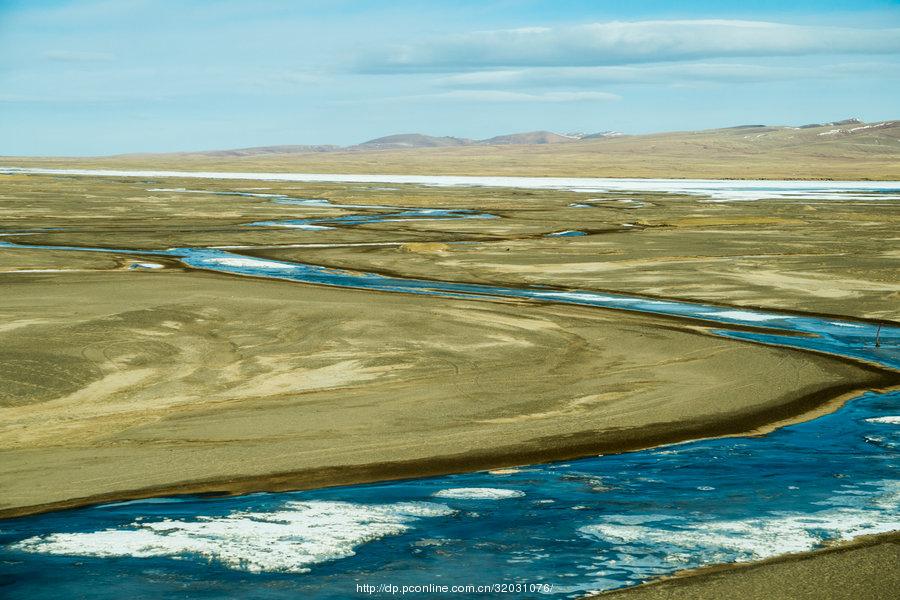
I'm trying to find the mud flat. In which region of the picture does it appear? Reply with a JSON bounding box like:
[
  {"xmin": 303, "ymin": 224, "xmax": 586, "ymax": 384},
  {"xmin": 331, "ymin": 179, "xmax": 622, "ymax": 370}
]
[{"xmin": 0, "ymin": 268, "xmax": 890, "ymax": 517}]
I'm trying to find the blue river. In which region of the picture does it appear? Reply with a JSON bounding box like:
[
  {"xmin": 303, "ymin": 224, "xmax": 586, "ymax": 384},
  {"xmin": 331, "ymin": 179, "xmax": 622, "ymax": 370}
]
[{"xmin": 0, "ymin": 189, "xmax": 897, "ymax": 598}]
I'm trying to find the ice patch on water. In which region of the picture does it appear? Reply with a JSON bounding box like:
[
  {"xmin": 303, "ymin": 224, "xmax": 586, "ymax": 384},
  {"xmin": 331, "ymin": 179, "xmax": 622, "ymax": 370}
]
[
  {"xmin": 865, "ymin": 435, "xmax": 899, "ymax": 450},
  {"xmin": 705, "ymin": 310, "xmax": 787, "ymax": 322},
  {"xmin": 580, "ymin": 481, "xmax": 900, "ymax": 568},
  {"xmin": 433, "ymin": 488, "xmax": 525, "ymax": 500},
  {"xmin": 533, "ymin": 291, "xmax": 620, "ymax": 303},
  {"xmin": 203, "ymin": 257, "xmax": 298, "ymax": 270},
  {"xmin": 583, "ymin": 509, "xmax": 899, "ymax": 563},
  {"xmin": 866, "ymin": 416, "xmax": 900, "ymax": 425},
  {"xmin": 12, "ymin": 501, "xmax": 453, "ymax": 573},
  {"xmin": 828, "ymin": 321, "xmax": 864, "ymax": 328}
]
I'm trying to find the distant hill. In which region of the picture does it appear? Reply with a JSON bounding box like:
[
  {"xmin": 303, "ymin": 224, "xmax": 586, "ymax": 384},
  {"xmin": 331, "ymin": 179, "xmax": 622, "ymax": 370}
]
[
  {"xmin": 354, "ymin": 131, "xmax": 588, "ymax": 148},
  {"xmin": 478, "ymin": 131, "xmax": 577, "ymax": 145},
  {"xmin": 203, "ymin": 144, "xmax": 341, "ymax": 156},
  {"xmin": 353, "ymin": 134, "xmax": 473, "ymax": 150},
  {"xmin": 11, "ymin": 118, "xmax": 897, "ymax": 179},
  {"xmin": 138, "ymin": 130, "xmax": 628, "ymax": 156},
  {"xmin": 103, "ymin": 118, "xmax": 897, "ymax": 159},
  {"xmin": 121, "ymin": 144, "xmax": 340, "ymax": 158}
]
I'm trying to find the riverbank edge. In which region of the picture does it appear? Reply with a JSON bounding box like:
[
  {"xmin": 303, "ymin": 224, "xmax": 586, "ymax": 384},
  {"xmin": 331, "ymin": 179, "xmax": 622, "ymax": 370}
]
[
  {"xmin": 594, "ymin": 530, "xmax": 900, "ymax": 599},
  {"xmin": 4, "ymin": 242, "xmax": 899, "ymax": 328},
  {"xmin": 239, "ymin": 247, "xmax": 900, "ymax": 327},
  {"xmin": 2, "ymin": 371, "xmax": 897, "ymax": 521}
]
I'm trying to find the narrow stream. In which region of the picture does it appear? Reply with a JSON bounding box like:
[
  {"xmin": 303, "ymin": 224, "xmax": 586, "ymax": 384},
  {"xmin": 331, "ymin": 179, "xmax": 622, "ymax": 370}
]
[
  {"xmin": 146, "ymin": 188, "xmax": 499, "ymax": 230},
  {"xmin": 1, "ymin": 240, "xmax": 896, "ymax": 369}
]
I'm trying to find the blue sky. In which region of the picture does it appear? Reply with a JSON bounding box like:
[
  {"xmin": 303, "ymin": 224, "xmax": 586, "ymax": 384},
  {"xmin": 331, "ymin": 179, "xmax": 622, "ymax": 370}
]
[{"xmin": 1, "ymin": 0, "xmax": 899, "ymax": 155}]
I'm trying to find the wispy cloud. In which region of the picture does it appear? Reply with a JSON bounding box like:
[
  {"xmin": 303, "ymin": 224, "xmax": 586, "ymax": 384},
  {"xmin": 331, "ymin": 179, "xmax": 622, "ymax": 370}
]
[
  {"xmin": 437, "ymin": 62, "xmax": 900, "ymax": 87},
  {"xmin": 42, "ymin": 50, "xmax": 116, "ymax": 63},
  {"xmin": 357, "ymin": 20, "xmax": 900, "ymax": 72},
  {"xmin": 381, "ymin": 90, "xmax": 621, "ymax": 103}
]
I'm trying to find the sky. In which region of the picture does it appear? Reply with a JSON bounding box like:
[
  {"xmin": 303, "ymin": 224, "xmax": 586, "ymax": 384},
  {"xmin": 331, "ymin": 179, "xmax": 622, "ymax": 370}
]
[{"xmin": 1, "ymin": 0, "xmax": 899, "ymax": 155}]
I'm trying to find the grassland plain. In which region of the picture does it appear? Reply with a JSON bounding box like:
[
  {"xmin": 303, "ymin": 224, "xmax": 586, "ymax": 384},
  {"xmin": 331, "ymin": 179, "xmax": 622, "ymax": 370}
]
[{"xmin": 0, "ymin": 171, "xmax": 897, "ymax": 595}]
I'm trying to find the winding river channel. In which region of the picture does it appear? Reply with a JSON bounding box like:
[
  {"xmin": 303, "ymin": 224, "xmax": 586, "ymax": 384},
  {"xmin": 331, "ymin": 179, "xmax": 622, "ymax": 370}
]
[{"xmin": 0, "ymin": 169, "xmax": 898, "ymax": 598}]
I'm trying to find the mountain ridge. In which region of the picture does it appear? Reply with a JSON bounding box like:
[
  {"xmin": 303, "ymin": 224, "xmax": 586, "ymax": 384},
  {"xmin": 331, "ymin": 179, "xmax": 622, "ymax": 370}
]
[
  {"xmin": 120, "ymin": 129, "xmax": 630, "ymax": 157},
  {"xmin": 8, "ymin": 118, "xmax": 898, "ymax": 179},
  {"xmin": 110, "ymin": 118, "xmax": 894, "ymax": 158}
]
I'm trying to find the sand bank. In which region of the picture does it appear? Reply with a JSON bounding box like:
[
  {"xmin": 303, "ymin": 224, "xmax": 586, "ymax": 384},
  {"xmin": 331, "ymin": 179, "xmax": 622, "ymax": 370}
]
[{"xmin": 0, "ymin": 270, "xmax": 893, "ymax": 518}]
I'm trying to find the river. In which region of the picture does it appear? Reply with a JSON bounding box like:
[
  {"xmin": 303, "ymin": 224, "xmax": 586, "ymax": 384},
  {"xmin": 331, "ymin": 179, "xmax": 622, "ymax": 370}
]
[{"xmin": 0, "ymin": 171, "xmax": 897, "ymax": 598}]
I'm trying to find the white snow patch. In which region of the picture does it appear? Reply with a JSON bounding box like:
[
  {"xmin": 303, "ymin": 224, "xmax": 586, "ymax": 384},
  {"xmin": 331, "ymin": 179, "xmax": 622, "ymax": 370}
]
[
  {"xmin": 849, "ymin": 123, "xmax": 887, "ymax": 132},
  {"xmin": 5, "ymin": 167, "xmax": 899, "ymax": 202}
]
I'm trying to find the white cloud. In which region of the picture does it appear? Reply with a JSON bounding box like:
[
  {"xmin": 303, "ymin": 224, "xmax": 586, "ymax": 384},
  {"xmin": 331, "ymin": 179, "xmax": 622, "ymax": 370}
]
[
  {"xmin": 358, "ymin": 20, "xmax": 900, "ymax": 72},
  {"xmin": 437, "ymin": 61, "xmax": 900, "ymax": 87}
]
